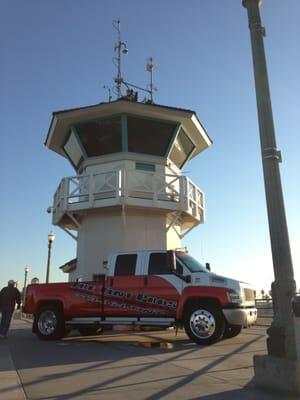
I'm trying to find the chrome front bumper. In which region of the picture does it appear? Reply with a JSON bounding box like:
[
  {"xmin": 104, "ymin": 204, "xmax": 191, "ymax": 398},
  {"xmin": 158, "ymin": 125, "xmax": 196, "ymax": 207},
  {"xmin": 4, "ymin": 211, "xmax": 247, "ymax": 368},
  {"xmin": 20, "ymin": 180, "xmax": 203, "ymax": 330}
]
[{"xmin": 222, "ymin": 307, "xmax": 257, "ymax": 326}]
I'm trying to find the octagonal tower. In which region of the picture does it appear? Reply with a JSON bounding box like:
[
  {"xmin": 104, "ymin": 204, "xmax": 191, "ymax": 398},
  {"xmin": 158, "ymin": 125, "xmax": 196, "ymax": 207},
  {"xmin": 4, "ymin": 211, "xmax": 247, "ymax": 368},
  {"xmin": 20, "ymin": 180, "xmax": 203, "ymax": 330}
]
[{"xmin": 45, "ymin": 98, "xmax": 211, "ymax": 281}]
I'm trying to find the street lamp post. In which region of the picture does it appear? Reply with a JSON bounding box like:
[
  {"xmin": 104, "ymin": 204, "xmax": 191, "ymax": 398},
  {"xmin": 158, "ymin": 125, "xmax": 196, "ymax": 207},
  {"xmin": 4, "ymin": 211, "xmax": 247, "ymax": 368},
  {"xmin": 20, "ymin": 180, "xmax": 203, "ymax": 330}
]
[
  {"xmin": 242, "ymin": 0, "xmax": 300, "ymax": 394},
  {"xmin": 23, "ymin": 266, "xmax": 29, "ymax": 303},
  {"xmin": 46, "ymin": 231, "xmax": 55, "ymax": 283}
]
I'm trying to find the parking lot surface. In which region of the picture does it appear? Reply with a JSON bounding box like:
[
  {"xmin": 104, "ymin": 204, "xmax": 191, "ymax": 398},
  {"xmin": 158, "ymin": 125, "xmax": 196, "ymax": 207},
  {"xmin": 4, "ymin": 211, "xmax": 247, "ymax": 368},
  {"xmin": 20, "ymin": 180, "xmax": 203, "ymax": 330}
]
[{"xmin": 1, "ymin": 318, "xmax": 299, "ymax": 400}]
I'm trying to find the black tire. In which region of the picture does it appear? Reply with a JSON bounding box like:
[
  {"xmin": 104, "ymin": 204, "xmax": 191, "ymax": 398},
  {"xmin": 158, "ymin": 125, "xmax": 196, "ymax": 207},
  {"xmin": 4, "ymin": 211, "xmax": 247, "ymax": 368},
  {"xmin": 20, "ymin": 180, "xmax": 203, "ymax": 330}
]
[
  {"xmin": 78, "ymin": 326, "xmax": 102, "ymax": 336},
  {"xmin": 223, "ymin": 324, "xmax": 243, "ymax": 339},
  {"xmin": 184, "ymin": 303, "xmax": 225, "ymax": 345},
  {"xmin": 34, "ymin": 305, "xmax": 65, "ymax": 340}
]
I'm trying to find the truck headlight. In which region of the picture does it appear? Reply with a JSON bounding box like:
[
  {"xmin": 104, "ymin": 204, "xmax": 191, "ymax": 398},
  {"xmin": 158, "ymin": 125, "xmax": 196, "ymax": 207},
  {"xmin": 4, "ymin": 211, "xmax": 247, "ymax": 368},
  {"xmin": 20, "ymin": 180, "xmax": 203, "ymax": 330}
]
[{"xmin": 227, "ymin": 289, "xmax": 243, "ymax": 304}]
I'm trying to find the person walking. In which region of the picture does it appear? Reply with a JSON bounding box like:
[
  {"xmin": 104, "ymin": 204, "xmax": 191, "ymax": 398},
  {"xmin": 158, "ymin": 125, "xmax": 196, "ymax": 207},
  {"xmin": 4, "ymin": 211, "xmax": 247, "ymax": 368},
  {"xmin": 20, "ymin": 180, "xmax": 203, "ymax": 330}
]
[{"xmin": 0, "ymin": 280, "xmax": 21, "ymax": 338}]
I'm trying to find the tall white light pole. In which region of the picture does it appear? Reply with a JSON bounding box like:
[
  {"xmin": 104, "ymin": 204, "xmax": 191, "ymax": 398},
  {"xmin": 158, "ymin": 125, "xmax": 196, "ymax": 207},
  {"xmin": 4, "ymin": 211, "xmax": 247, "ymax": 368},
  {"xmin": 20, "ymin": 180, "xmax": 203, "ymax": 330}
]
[{"xmin": 242, "ymin": 0, "xmax": 300, "ymax": 394}]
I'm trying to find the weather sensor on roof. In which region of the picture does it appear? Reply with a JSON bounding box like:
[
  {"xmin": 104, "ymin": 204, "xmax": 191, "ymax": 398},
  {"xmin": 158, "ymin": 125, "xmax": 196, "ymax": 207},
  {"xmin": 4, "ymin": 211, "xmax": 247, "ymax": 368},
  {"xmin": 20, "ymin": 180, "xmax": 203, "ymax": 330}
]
[{"xmin": 104, "ymin": 20, "xmax": 156, "ymax": 103}]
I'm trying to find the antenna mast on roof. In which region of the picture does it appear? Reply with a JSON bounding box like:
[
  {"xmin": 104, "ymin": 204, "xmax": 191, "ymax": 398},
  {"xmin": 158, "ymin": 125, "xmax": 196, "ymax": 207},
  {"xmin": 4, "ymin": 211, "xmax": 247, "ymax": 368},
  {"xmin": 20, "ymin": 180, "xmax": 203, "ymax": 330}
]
[
  {"xmin": 112, "ymin": 20, "xmax": 128, "ymax": 99},
  {"xmin": 110, "ymin": 20, "xmax": 157, "ymax": 103},
  {"xmin": 103, "ymin": 85, "xmax": 112, "ymax": 102},
  {"xmin": 146, "ymin": 57, "xmax": 155, "ymax": 103}
]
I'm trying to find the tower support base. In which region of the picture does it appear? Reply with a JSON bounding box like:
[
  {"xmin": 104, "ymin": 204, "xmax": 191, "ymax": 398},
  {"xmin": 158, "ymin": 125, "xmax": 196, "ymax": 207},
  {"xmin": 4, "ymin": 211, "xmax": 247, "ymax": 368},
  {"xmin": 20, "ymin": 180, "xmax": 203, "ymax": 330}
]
[{"xmin": 254, "ymin": 355, "xmax": 300, "ymax": 395}]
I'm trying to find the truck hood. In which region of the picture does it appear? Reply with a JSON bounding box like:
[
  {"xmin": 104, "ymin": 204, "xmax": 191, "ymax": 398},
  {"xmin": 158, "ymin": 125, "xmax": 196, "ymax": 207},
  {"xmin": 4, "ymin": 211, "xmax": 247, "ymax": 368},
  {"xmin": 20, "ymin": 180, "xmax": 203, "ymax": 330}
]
[
  {"xmin": 190, "ymin": 272, "xmax": 255, "ymax": 305},
  {"xmin": 190, "ymin": 271, "xmax": 240, "ymax": 290}
]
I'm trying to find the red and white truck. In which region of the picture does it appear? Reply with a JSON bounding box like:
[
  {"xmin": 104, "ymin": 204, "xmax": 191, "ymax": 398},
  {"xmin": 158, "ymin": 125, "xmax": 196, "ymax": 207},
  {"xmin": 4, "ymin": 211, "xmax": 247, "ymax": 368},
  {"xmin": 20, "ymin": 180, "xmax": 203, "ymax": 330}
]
[{"xmin": 23, "ymin": 250, "xmax": 257, "ymax": 345}]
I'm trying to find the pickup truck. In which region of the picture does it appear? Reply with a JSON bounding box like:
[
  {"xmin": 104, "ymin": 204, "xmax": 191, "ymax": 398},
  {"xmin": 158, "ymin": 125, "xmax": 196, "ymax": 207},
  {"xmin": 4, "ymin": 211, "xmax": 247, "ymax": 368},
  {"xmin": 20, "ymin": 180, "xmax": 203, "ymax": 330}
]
[{"xmin": 23, "ymin": 250, "xmax": 257, "ymax": 345}]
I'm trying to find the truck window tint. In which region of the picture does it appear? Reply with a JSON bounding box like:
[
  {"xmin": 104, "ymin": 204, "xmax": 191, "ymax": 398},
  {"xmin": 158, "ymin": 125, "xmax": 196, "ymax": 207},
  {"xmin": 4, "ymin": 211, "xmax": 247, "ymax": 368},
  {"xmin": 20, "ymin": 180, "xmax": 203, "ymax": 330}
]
[
  {"xmin": 176, "ymin": 260, "xmax": 183, "ymax": 275},
  {"xmin": 176, "ymin": 252, "xmax": 207, "ymax": 273},
  {"xmin": 148, "ymin": 253, "xmax": 172, "ymax": 275},
  {"xmin": 115, "ymin": 254, "xmax": 137, "ymax": 276}
]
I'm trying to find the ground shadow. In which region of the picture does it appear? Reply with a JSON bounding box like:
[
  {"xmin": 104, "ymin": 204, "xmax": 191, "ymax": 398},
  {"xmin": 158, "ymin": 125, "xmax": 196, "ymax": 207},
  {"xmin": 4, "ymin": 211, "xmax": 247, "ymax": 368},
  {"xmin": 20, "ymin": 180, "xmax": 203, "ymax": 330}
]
[
  {"xmin": 4, "ymin": 322, "xmax": 273, "ymax": 400},
  {"xmin": 188, "ymin": 384, "xmax": 300, "ymax": 400}
]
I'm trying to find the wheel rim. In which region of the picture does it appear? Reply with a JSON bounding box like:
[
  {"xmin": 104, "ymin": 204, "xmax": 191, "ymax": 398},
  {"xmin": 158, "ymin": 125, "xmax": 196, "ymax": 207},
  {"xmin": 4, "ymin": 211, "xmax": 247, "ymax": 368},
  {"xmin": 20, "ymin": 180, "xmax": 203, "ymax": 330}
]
[
  {"xmin": 189, "ymin": 309, "xmax": 216, "ymax": 339},
  {"xmin": 38, "ymin": 310, "xmax": 57, "ymax": 335}
]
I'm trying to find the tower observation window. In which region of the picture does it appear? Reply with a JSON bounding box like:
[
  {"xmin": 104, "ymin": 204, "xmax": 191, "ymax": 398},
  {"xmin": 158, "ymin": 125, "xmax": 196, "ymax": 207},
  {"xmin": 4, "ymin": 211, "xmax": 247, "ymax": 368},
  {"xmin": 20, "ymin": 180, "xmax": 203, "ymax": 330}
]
[
  {"xmin": 169, "ymin": 128, "xmax": 195, "ymax": 169},
  {"xmin": 63, "ymin": 130, "xmax": 85, "ymax": 168},
  {"xmin": 75, "ymin": 117, "xmax": 122, "ymax": 157},
  {"xmin": 127, "ymin": 116, "xmax": 176, "ymax": 157}
]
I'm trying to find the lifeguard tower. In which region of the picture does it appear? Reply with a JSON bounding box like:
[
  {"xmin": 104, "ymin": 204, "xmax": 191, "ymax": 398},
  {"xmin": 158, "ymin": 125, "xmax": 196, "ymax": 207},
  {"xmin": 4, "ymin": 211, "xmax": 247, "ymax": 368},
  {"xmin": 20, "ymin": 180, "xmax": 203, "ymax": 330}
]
[{"xmin": 45, "ymin": 22, "xmax": 212, "ymax": 281}]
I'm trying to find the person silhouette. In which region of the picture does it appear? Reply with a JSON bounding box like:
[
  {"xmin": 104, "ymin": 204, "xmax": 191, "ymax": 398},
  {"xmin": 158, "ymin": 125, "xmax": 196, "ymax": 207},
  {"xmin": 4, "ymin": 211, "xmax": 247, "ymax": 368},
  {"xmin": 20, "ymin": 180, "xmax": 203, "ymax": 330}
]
[{"xmin": 0, "ymin": 280, "xmax": 21, "ymax": 338}]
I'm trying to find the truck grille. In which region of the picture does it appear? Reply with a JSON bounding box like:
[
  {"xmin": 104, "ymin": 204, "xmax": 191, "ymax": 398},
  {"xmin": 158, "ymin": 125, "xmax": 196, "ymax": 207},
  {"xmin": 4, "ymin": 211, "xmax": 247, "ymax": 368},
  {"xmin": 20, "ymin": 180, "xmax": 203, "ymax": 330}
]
[{"xmin": 244, "ymin": 288, "xmax": 255, "ymax": 302}]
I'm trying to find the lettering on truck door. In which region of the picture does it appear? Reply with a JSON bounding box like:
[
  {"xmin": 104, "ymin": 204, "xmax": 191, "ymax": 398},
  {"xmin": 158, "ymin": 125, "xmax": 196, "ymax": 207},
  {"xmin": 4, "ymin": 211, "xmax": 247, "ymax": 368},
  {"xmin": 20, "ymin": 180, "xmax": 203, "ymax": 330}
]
[{"xmin": 138, "ymin": 252, "xmax": 182, "ymax": 316}]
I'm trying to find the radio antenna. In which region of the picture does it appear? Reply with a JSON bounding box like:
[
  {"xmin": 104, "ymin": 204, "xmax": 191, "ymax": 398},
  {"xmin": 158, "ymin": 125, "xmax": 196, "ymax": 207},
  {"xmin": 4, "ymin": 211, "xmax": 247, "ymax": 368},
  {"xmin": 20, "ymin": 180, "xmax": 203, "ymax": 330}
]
[
  {"xmin": 103, "ymin": 85, "xmax": 112, "ymax": 102},
  {"xmin": 112, "ymin": 20, "xmax": 128, "ymax": 99},
  {"xmin": 110, "ymin": 21, "xmax": 157, "ymax": 103},
  {"xmin": 146, "ymin": 57, "xmax": 155, "ymax": 103}
]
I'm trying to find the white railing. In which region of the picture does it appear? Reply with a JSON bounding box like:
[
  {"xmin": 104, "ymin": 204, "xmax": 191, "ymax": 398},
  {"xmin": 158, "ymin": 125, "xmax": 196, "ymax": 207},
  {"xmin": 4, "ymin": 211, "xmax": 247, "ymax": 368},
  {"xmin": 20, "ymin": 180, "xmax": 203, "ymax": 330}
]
[
  {"xmin": 185, "ymin": 177, "xmax": 205, "ymax": 221},
  {"xmin": 52, "ymin": 170, "xmax": 204, "ymax": 223}
]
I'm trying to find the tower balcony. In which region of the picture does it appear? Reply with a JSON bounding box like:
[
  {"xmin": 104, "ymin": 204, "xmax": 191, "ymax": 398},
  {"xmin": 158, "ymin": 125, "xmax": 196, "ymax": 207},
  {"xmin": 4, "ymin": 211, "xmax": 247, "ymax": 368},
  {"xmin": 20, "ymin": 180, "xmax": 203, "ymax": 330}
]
[{"xmin": 52, "ymin": 169, "xmax": 205, "ymax": 234}]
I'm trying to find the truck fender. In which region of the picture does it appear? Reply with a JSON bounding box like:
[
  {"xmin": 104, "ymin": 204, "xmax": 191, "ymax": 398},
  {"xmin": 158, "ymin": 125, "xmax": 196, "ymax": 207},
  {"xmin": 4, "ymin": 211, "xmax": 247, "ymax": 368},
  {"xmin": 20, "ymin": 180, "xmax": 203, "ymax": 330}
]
[
  {"xmin": 176, "ymin": 286, "xmax": 229, "ymax": 320},
  {"xmin": 35, "ymin": 300, "xmax": 64, "ymax": 317}
]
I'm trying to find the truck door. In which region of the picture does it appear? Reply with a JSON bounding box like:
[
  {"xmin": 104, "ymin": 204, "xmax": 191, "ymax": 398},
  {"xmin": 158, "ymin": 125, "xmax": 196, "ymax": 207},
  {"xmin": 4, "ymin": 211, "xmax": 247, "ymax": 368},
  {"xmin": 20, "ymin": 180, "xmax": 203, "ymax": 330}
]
[
  {"xmin": 104, "ymin": 253, "xmax": 143, "ymax": 316},
  {"xmin": 138, "ymin": 252, "xmax": 182, "ymax": 317}
]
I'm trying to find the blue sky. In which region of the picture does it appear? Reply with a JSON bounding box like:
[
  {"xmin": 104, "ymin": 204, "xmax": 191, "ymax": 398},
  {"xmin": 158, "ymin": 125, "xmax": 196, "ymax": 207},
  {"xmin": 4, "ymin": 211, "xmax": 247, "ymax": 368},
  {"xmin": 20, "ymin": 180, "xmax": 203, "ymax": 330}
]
[{"xmin": 0, "ymin": 0, "xmax": 299, "ymax": 293}]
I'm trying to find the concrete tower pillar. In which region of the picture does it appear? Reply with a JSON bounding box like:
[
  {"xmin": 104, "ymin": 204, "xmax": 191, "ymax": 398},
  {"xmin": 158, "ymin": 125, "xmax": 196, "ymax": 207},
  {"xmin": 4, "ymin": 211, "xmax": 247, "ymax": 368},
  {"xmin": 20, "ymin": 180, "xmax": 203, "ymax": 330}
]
[{"xmin": 242, "ymin": 0, "xmax": 300, "ymax": 393}]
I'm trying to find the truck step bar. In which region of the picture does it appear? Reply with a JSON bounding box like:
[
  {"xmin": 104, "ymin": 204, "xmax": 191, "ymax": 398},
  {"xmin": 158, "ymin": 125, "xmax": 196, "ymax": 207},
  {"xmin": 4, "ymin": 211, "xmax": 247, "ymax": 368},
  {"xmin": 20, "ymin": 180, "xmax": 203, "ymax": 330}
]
[{"xmin": 66, "ymin": 317, "xmax": 175, "ymax": 326}]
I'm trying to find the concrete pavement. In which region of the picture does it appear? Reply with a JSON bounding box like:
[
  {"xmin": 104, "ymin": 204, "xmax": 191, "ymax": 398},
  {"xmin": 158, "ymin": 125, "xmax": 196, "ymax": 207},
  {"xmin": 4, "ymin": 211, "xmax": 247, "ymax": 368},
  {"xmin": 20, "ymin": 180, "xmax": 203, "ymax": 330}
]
[
  {"xmin": 1, "ymin": 318, "xmax": 299, "ymax": 399},
  {"xmin": 0, "ymin": 335, "xmax": 26, "ymax": 399}
]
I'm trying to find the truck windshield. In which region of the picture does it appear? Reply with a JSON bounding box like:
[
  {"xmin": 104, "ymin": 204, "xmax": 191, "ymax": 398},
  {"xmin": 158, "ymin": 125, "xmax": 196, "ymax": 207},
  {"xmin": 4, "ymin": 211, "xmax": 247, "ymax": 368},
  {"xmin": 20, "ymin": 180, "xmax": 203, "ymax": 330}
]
[{"xmin": 176, "ymin": 252, "xmax": 207, "ymax": 273}]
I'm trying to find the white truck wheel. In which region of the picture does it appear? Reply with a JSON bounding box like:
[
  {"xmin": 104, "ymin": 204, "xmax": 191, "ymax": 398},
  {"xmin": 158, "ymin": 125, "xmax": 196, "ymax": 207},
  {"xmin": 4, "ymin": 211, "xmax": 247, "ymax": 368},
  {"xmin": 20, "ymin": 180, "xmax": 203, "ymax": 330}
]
[{"xmin": 184, "ymin": 304, "xmax": 225, "ymax": 345}]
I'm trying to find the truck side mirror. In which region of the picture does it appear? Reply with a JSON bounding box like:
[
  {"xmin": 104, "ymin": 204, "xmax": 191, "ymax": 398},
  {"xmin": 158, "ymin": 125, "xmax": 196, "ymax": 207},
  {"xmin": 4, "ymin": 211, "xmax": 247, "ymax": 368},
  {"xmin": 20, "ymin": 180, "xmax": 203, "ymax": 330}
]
[
  {"xmin": 167, "ymin": 250, "xmax": 176, "ymax": 272},
  {"xmin": 205, "ymin": 262, "xmax": 211, "ymax": 272}
]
